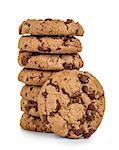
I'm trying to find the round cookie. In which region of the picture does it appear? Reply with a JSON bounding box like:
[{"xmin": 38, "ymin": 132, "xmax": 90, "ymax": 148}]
[
  {"xmin": 19, "ymin": 19, "xmax": 84, "ymax": 36},
  {"xmin": 18, "ymin": 36, "xmax": 82, "ymax": 54},
  {"xmin": 20, "ymin": 113, "xmax": 52, "ymax": 132},
  {"xmin": 18, "ymin": 52, "xmax": 83, "ymax": 71},
  {"xmin": 37, "ymin": 70, "xmax": 105, "ymax": 139}
]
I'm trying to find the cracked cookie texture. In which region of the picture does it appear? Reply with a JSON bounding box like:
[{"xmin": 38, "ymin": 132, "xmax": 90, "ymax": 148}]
[
  {"xmin": 19, "ymin": 19, "xmax": 84, "ymax": 36},
  {"xmin": 18, "ymin": 36, "xmax": 82, "ymax": 54},
  {"xmin": 37, "ymin": 70, "xmax": 105, "ymax": 139},
  {"xmin": 18, "ymin": 52, "xmax": 83, "ymax": 70},
  {"xmin": 20, "ymin": 113, "xmax": 52, "ymax": 132}
]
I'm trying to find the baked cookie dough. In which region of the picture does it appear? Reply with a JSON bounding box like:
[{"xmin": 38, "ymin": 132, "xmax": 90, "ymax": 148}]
[
  {"xmin": 21, "ymin": 98, "xmax": 39, "ymax": 117},
  {"xmin": 18, "ymin": 69, "xmax": 55, "ymax": 86},
  {"xmin": 37, "ymin": 70, "xmax": 105, "ymax": 139},
  {"xmin": 20, "ymin": 85, "xmax": 41, "ymax": 102},
  {"xmin": 18, "ymin": 52, "xmax": 83, "ymax": 70},
  {"xmin": 19, "ymin": 19, "xmax": 84, "ymax": 36},
  {"xmin": 18, "ymin": 36, "xmax": 82, "ymax": 54},
  {"xmin": 20, "ymin": 113, "xmax": 52, "ymax": 132}
]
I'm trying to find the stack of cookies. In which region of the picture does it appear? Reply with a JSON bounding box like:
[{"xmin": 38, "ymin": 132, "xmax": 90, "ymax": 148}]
[{"xmin": 18, "ymin": 19, "xmax": 105, "ymax": 139}]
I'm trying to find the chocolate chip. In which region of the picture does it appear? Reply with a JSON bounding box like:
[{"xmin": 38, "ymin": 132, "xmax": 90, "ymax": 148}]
[
  {"xmin": 71, "ymin": 98, "xmax": 80, "ymax": 103},
  {"xmin": 30, "ymin": 87, "xmax": 33, "ymax": 91},
  {"xmin": 88, "ymin": 92, "xmax": 95, "ymax": 99},
  {"xmin": 42, "ymin": 115, "xmax": 49, "ymax": 124},
  {"xmin": 72, "ymin": 64, "xmax": 77, "ymax": 69},
  {"xmin": 73, "ymin": 128, "xmax": 84, "ymax": 136},
  {"xmin": 24, "ymin": 105, "xmax": 30, "ymax": 111},
  {"xmin": 43, "ymin": 47, "xmax": 51, "ymax": 52},
  {"xmin": 71, "ymin": 91, "xmax": 80, "ymax": 98},
  {"xmin": 86, "ymin": 110, "xmax": 94, "ymax": 121},
  {"xmin": 88, "ymin": 103, "xmax": 95, "ymax": 111},
  {"xmin": 56, "ymin": 47, "xmax": 61, "ymax": 50},
  {"xmin": 45, "ymin": 18, "xmax": 52, "ymax": 21},
  {"xmin": 70, "ymin": 91, "xmax": 83, "ymax": 103},
  {"xmin": 63, "ymin": 63, "xmax": 73, "ymax": 69},
  {"xmin": 65, "ymin": 19, "xmax": 73, "ymax": 24},
  {"xmin": 82, "ymin": 86, "xmax": 88, "ymax": 93},
  {"xmin": 63, "ymin": 38, "xmax": 69, "ymax": 46},
  {"xmin": 83, "ymin": 129, "xmax": 95, "ymax": 138},
  {"xmin": 24, "ymin": 44, "xmax": 27, "ymax": 48},
  {"xmin": 41, "ymin": 72, "xmax": 43, "ymax": 78},
  {"xmin": 34, "ymin": 61, "xmax": 37, "ymax": 64},
  {"xmin": 21, "ymin": 57, "xmax": 28, "ymax": 65},
  {"xmin": 50, "ymin": 112, "xmax": 55, "ymax": 116},
  {"xmin": 76, "ymin": 29, "xmax": 79, "ymax": 34},
  {"xmin": 80, "ymin": 117, "xmax": 85, "ymax": 124},
  {"xmin": 29, "ymin": 101, "xmax": 36, "ymax": 105},
  {"xmin": 79, "ymin": 74, "xmax": 89, "ymax": 84},
  {"xmin": 26, "ymin": 77, "xmax": 28, "ymax": 81},
  {"xmin": 42, "ymin": 91, "xmax": 48, "ymax": 98},
  {"xmin": 25, "ymin": 93, "xmax": 27, "ymax": 97}
]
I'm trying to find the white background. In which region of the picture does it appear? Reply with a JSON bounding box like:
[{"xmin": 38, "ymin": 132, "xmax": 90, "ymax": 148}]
[{"xmin": 0, "ymin": 0, "xmax": 118, "ymax": 149}]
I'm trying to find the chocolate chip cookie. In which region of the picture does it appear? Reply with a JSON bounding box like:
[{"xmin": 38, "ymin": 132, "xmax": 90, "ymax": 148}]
[
  {"xmin": 37, "ymin": 70, "xmax": 105, "ymax": 139},
  {"xmin": 18, "ymin": 52, "xmax": 83, "ymax": 70},
  {"xmin": 21, "ymin": 98, "xmax": 39, "ymax": 117},
  {"xmin": 18, "ymin": 69, "xmax": 55, "ymax": 86},
  {"xmin": 18, "ymin": 36, "xmax": 82, "ymax": 54},
  {"xmin": 19, "ymin": 19, "xmax": 84, "ymax": 36},
  {"xmin": 20, "ymin": 113, "xmax": 52, "ymax": 132},
  {"xmin": 20, "ymin": 85, "xmax": 41, "ymax": 102}
]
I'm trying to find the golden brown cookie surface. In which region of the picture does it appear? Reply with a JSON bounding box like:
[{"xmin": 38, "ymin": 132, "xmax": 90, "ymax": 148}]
[
  {"xmin": 18, "ymin": 52, "xmax": 83, "ymax": 70},
  {"xmin": 19, "ymin": 36, "xmax": 82, "ymax": 54},
  {"xmin": 19, "ymin": 19, "xmax": 84, "ymax": 36},
  {"xmin": 37, "ymin": 70, "xmax": 105, "ymax": 139}
]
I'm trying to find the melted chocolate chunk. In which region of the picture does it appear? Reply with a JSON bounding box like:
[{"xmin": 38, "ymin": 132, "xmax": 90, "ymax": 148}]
[
  {"xmin": 63, "ymin": 38, "xmax": 69, "ymax": 46},
  {"xmin": 65, "ymin": 19, "xmax": 73, "ymax": 24},
  {"xmin": 80, "ymin": 117, "xmax": 85, "ymax": 124},
  {"xmin": 24, "ymin": 105, "xmax": 30, "ymax": 111},
  {"xmin": 86, "ymin": 110, "xmax": 95, "ymax": 121},
  {"xmin": 88, "ymin": 103, "xmax": 95, "ymax": 111},
  {"xmin": 42, "ymin": 91, "xmax": 48, "ymax": 98},
  {"xmin": 63, "ymin": 63, "xmax": 73, "ymax": 69},
  {"xmin": 70, "ymin": 91, "xmax": 83, "ymax": 104},
  {"xmin": 73, "ymin": 128, "xmax": 84, "ymax": 136},
  {"xmin": 82, "ymin": 86, "xmax": 88, "ymax": 94},
  {"xmin": 88, "ymin": 92, "xmax": 95, "ymax": 99},
  {"xmin": 21, "ymin": 57, "xmax": 28, "ymax": 65},
  {"xmin": 83, "ymin": 129, "xmax": 95, "ymax": 138},
  {"xmin": 79, "ymin": 74, "xmax": 89, "ymax": 84}
]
